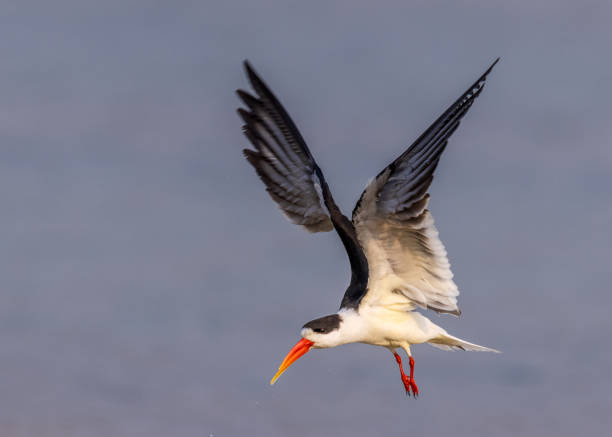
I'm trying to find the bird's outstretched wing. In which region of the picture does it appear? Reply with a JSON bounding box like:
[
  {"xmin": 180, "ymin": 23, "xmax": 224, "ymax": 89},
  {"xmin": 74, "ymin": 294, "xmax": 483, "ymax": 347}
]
[
  {"xmin": 238, "ymin": 61, "xmax": 369, "ymax": 295},
  {"xmin": 352, "ymin": 59, "xmax": 499, "ymax": 315},
  {"xmin": 237, "ymin": 61, "xmax": 333, "ymax": 232}
]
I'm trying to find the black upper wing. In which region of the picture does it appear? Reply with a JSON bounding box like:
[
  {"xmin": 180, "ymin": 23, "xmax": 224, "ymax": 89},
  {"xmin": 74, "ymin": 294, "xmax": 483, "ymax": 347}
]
[
  {"xmin": 349, "ymin": 59, "xmax": 499, "ymax": 314},
  {"xmin": 237, "ymin": 61, "xmax": 368, "ymax": 302},
  {"xmin": 237, "ymin": 62, "xmax": 332, "ymax": 232}
]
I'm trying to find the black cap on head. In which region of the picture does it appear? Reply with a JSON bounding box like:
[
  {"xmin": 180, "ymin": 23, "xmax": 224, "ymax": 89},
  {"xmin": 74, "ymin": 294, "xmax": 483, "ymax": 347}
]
[{"xmin": 303, "ymin": 314, "xmax": 341, "ymax": 334}]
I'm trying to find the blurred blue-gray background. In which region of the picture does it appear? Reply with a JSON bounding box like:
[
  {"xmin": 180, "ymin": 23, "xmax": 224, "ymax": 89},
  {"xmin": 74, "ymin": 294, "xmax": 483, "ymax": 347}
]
[{"xmin": 1, "ymin": 1, "xmax": 610, "ymax": 435}]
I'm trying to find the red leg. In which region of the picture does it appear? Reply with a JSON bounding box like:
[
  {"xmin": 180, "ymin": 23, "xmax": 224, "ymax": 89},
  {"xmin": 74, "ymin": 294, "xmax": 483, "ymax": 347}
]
[
  {"xmin": 408, "ymin": 356, "xmax": 418, "ymax": 396},
  {"xmin": 393, "ymin": 352, "xmax": 419, "ymax": 397}
]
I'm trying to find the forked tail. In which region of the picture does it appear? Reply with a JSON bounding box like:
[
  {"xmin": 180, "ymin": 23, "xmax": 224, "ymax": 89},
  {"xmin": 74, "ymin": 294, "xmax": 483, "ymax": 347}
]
[{"xmin": 428, "ymin": 333, "xmax": 500, "ymax": 353}]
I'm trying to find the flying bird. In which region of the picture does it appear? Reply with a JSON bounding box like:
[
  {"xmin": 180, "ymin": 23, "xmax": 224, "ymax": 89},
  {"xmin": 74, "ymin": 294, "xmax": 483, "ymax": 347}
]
[{"xmin": 236, "ymin": 59, "xmax": 500, "ymax": 397}]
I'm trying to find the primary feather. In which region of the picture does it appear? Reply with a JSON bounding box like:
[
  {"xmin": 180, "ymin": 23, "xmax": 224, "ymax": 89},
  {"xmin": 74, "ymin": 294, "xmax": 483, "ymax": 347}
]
[
  {"xmin": 352, "ymin": 58, "xmax": 499, "ymax": 315},
  {"xmin": 237, "ymin": 62, "xmax": 333, "ymax": 233}
]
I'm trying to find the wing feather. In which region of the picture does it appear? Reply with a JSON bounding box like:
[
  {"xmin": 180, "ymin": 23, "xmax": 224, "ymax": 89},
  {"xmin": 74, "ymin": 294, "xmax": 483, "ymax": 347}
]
[
  {"xmin": 238, "ymin": 62, "xmax": 369, "ymax": 300},
  {"xmin": 237, "ymin": 62, "xmax": 333, "ymax": 233},
  {"xmin": 353, "ymin": 59, "xmax": 499, "ymax": 315}
]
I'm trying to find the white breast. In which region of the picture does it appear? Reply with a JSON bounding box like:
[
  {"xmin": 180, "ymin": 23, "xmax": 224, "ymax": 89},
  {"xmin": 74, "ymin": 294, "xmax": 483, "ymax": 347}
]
[{"xmin": 337, "ymin": 307, "xmax": 446, "ymax": 348}]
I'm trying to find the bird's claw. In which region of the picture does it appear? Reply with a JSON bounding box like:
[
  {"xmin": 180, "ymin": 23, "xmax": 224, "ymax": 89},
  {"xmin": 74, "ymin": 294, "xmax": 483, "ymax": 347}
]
[{"xmin": 402, "ymin": 375, "xmax": 419, "ymax": 397}]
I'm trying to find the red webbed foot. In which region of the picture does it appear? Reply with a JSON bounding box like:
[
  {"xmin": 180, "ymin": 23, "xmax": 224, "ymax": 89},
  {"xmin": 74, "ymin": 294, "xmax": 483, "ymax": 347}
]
[
  {"xmin": 401, "ymin": 374, "xmax": 419, "ymax": 397},
  {"xmin": 393, "ymin": 352, "xmax": 419, "ymax": 398}
]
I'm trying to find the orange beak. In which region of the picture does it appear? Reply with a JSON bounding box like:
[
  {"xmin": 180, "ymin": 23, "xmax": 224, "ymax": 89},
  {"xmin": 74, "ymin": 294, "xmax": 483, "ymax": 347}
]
[{"xmin": 270, "ymin": 338, "xmax": 314, "ymax": 385}]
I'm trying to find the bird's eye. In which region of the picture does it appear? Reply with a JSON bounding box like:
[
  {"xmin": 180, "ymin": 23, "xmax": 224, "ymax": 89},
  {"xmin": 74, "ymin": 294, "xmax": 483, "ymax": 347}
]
[{"xmin": 313, "ymin": 328, "xmax": 324, "ymax": 333}]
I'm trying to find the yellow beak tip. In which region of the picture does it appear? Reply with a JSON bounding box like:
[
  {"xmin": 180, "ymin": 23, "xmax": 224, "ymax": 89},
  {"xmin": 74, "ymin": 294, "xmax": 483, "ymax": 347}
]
[
  {"xmin": 269, "ymin": 338, "xmax": 314, "ymax": 387},
  {"xmin": 269, "ymin": 372, "xmax": 281, "ymax": 385}
]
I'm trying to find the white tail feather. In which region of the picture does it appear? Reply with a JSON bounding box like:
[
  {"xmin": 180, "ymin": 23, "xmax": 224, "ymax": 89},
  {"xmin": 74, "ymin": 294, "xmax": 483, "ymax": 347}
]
[{"xmin": 429, "ymin": 334, "xmax": 500, "ymax": 353}]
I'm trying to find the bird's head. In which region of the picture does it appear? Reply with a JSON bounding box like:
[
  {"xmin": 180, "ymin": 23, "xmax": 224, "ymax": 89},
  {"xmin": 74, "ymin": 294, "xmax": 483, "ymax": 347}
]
[{"xmin": 270, "ymin": 314, "xmax": 343, "ymax": 385}]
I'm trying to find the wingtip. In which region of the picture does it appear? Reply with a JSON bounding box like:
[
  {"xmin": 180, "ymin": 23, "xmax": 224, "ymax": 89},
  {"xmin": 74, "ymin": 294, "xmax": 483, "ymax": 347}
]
[
  {"xmin": 485, "ymin": 57, "xmax": 501, "ymax": 76},
  {"xmin": 243, "ymin": 60, "xmax": 262, "ymax": 87},
  {"xmin": 236, "ymin": 107, "xmax": 249, "ymax": 118},
  {"xmin": 236, "ymin": 88, "xmax": 260, "ymax": 109},
  {"xmin": 242, "ymin": 148, "xmax": 256, "ymax": 159},
  {"xmin": 235, "ymin": 88, "xmax": 246, "ymax": 101}
]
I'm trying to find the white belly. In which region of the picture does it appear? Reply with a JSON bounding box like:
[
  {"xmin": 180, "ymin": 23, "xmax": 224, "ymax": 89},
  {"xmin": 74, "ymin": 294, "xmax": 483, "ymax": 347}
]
[{"xmin": 341, "ymin": 306, "xmax": 446, "ymax": 347}]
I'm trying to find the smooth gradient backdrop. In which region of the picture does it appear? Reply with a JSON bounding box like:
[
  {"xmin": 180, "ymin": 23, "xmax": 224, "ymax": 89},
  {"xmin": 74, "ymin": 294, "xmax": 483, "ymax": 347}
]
[{"xmin": 1, "ymin": 1, "xmax": 611, "ymax": 436}]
